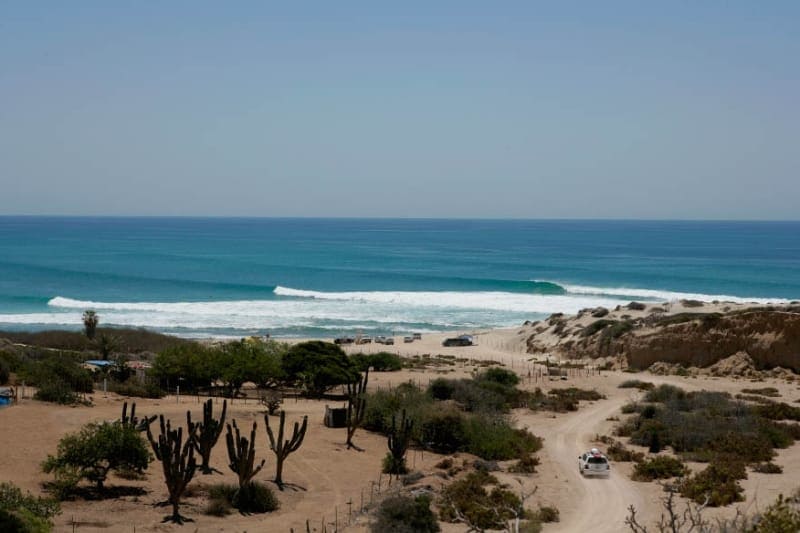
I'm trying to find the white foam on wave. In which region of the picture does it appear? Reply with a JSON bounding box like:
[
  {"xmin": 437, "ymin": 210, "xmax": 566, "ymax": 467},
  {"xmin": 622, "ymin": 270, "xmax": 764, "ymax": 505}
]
[
  {"xmin": 272, "ymin": 286, "xmax": 626, "ymax": 312},
  {"xmin": 559, "ymin": 283, "xmax": 791, "ymax": 304}
]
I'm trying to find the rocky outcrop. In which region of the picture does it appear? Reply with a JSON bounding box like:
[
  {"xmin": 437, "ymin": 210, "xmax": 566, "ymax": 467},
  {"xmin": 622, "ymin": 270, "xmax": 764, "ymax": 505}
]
[{"xmin": 526, "ymin": 308, "xmax": 800, "ymax": 373}]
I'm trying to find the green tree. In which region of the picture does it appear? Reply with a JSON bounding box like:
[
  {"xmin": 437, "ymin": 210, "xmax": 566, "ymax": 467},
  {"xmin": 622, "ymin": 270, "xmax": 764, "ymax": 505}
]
[
  {"xmin": 42, "ymin": 422, "xmax": 150, "ymax": 492},
  {"xmin": 282, "ymin": 341, "xmax": 359, "ymax": 397},
  {"xmin": 210, "ymin": 339, "xmax": 285, "ymax": 398},
  {"xmin": 151, "ymin": 345, "xmax": 214, "ymax": 392},
  {"xmin": 82, "ymin": 310, "xmax": 99, "ymax": 340},
  {"xmin": 95, "ymin": 333, "xmax": 118, "ymax": 361}
]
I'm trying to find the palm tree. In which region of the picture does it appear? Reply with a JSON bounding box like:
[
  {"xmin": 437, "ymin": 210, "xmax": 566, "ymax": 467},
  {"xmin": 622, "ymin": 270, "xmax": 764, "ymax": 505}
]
[{"xmin": 83, "ymin": 310, "xmax": 99, "ymax": 339}]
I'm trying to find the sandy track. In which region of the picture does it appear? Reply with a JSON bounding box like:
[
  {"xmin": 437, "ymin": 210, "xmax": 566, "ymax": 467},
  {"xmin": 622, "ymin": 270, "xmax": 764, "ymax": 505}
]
[{"xmin": 514, "ymin": 388, "xmax": 644, "ymax": 533}]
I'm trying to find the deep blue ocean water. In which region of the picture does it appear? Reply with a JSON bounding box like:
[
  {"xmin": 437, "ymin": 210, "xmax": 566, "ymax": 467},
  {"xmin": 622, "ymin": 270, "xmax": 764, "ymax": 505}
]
[{"xmin": 1, "ymin": 217, "xmax": 798, "ymax": 338}]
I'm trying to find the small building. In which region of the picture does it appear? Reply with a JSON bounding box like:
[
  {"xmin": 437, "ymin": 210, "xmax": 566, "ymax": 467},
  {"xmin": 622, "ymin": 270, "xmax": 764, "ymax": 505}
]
[{"xmin": 324, "ymin": 405, "xmax": 348, "ymax": 428}]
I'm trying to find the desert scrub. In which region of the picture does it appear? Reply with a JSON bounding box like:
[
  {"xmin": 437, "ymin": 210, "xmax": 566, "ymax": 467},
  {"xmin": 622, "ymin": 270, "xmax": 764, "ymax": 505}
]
[
  {"xmin": 631, "ymin": 456, "xmax": 687, "ymax": 481},
  {"xmin": 534, "ymin": 505, "xmax": 560, "ymax": 523},
  {"xmin": 579, "ymin": 319, "xmax": 617, "ymax": 337},
  {"xmin": 752, "ymin": 462, "xmax": 783, "ymax": 474},
  {"xmin": 679, "ymin": 460, "xmax": 746, "ymax": 507},
  {"xmin": 438, "ymin": 471, "xmax": 521, "ymax": 531},
  {"xmin": 508, "ymin": 454, "xmax": 540, "ymax": 474},
  {"xmin": 371, "ymin": 494, "xmax": 440, "ymax": 533},
  {"xmin": 741, "ymin": 387, "xmax": 780, "ymax": 397},
  {"xmin": 0, "ymin": 482, "xmax": 60, "ymax": 533},
  {"xmin": 619, "ymin": 379, "xmax": 655, "ymax": 391},
  {"xmin": 207, "ymin": 482, "xmax": 278, "ymax": 514}
]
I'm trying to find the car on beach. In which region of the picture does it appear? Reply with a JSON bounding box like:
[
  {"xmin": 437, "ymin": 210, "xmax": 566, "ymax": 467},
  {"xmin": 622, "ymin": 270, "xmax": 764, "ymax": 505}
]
[
  {"xmin": 578, "ymin": 448, "xmax": 610, "ymax": 477},
  {"xmin": 356, "ymin": 336, "xmax": 372, "ymax": 344},
  {"xmin": 403, "ymin": 336, "xmax": 414, "ymax": 343},
  {"xmin": 334, "ymin": 337, "xmax": 354, "ymax": 345},
  {"xmin": 412, "ymin": 333, "xmax": 422, "ymax": 340},
  {"xmin": 442, "ymin": 335, "xmax": 474, "ymax": 347},
  {"xmin": 383, "ymin": 337, "xmax": 395, "ymax": 345}
]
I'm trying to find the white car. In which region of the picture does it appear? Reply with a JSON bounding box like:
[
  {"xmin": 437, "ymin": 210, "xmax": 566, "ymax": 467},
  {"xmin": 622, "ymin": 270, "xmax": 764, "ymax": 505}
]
[{"xmin": 578, "ymin": 448, "xmax": 610, "ymax": 477}]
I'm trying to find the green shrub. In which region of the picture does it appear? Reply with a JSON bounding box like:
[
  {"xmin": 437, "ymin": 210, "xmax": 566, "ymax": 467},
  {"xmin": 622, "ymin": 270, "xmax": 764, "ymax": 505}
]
[
  {"xmin": 632, "ymin": 456, "xmax": 687, "ymax": 481},
  {"xmin": 208, "ymin": 482, "xmax": 278, "ymax": 514},
  {"xmin": 351, "ymin": 352, "xmax": 403, "ymax": 372},
  {"xmin": 477, "ymin": 367, "xmax": 520, "ymax": 387},
  {"xmin": 580, "ymin": 319, "xmax": 616, "ymax": 337},
  {"xmin": 755, "ymin": 401, "xmax": 800, "ymax": 421},
  {"xmin": 463, "ymin": 416, "xmax": 542, "ymax": 461},
  {"xmin": 619, "ymin": 379, "xmax": 655, "ymax": 391},
  {"xmin": 42, "ymin": 422, "xmax": 150, "ymax": 493},
  {"xmin": 371, "ymin": 494, "xmax": 440, "ymax": 533},
  {"xmin": 679, "ymin": 461, "xmax": 746, "ymax": 507},
  {"xmin": 508, "ymin": 454, "xmax": 540, "ymax": 474},
  {"xmin": 606, "ymin": 440, "xmax": 644, "ymax": 463},
  {"xmin": 203, "ymin": 497, "xmax": 232, "ymax": 517},
  {"xmin": 741, "ymin": 387, "xmax": 780, "ymax": 398},
  {"xmin": 382, "ymin": 453, "xmax": 408, "ymax": 476},
  {"xmin": 420, "ymin": 410, "xmax": 467, "ymax": 454},
  {"xmin": 752, "ymin": 462, "xmax": 783, "ymax": 474},
  {"xmin": 428, "ymin": 378, "xmax": 456, "ymax": 400},
  {"xmin": 0, "ymin": 482, "xmax": 60, "ymax": 533},
  {"xmin": 438, "ymin": 472, "xmax": 520, "ymax": 530},
  {"xmin": 233, "ymin": 482, "xmax": 279, "ymax": 513},
  {"xmin": 107, "ymin": 380, "xmax": 165, "ymax": 399},
  {"xmin": 535, "ymin": 505, "xmax": 560, "ymax": 523},
  {"xmin": 754, "ymin": 494, "xmax": 800, "ymax": 532}
]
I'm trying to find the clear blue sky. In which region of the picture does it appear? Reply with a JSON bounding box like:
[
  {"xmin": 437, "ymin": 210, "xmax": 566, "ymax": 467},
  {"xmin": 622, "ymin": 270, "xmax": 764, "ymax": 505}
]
[{"xmin": 1, "ymin": 2, "xmax": 798, "ymax": 219}]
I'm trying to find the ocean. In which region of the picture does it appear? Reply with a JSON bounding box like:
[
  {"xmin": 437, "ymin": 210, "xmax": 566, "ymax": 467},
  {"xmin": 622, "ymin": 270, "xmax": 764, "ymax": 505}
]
[{"xmin": 1, "ymin": 217, "xmax": 798, "ymax": 338}]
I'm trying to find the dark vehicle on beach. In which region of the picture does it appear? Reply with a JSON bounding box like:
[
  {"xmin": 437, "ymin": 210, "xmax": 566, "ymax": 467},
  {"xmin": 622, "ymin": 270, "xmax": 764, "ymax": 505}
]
[
  {"xmin": 334, "ymin": 337, "xmax": 354, "ymax": 345},
  {"xmin": 442, "ymin": 335, "xmax": 473, "ymax": 347},
  {"xmin": 412, "ymin": 333, "xmax": 422, "ymax": 340}
]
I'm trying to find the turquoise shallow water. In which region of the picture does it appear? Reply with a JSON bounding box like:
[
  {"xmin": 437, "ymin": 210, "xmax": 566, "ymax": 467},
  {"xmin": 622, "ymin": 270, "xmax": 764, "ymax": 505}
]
[{"xmin": 0, "ymin": 217, "xmax": 798, "ymax": 337}]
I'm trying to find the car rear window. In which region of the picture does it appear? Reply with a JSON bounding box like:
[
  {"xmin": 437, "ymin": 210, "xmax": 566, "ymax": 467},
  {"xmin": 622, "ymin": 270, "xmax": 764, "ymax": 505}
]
[{"xmin": 587, "ymin": 457, "xmax": 607, "ymax": 464}]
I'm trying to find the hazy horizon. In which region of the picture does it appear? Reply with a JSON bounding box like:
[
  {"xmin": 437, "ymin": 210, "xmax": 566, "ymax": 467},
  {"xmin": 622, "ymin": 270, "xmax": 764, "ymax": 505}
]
[{"xmin": 2, "ymin": 2, "xmax": 798, "ymax": 219}]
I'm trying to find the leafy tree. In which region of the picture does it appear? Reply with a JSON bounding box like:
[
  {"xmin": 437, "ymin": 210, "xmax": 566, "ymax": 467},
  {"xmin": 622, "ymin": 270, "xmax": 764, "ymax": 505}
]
[
  {"xmin": 282, "ymin": 341, "xmax": 359, "ymax": 397},
  {"xmin": 151, "ymin": 345, "xmax": 215, "ymax": 392},
  {"xmin": 42, "ymin": 422, "xmax": 150, "ymax": 491},
  {"xmin": 211, "ymin": 339, "xmax": 285, "ymax": 398},
  {"xmin": 95, "ymin": 333, "xmax": 118, "ymax": 361},
  {"xmin": 82, "ymin": 310, "xmax": 98, "ymax": 340}
]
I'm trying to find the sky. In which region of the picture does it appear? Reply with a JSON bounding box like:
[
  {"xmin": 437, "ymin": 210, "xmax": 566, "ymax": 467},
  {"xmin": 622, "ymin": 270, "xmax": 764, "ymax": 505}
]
[{"xmin": 1, "ymin": 2, "xmax": 798, "ymax": 219}]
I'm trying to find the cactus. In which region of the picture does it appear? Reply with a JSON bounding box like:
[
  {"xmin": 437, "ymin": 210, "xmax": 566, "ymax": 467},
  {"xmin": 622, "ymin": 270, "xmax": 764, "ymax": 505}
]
[
  {"xmin": 345, "ymin": 368, "xmax": 369, "ymax": 450},
  {"xmin": 384, "ymin": 409, "xmax": 414, "ymax": 475},
  {"xmin": 187, "ymin": 399, "xmax": 227, "ymax": 474},
  {"xmin": 145, "ymin": 415, "xmax": 198, "ymax": 524},
  {"xmin": 120, "ymin": 401, "xmax": 156, "ymax": 432},
  {"xmin": 225, "ymin": 420, "xmax": 265, "ymax": 489},
  {"xmin": 265, "ymin": 412, "xmax": 308, "ymax": 488}
]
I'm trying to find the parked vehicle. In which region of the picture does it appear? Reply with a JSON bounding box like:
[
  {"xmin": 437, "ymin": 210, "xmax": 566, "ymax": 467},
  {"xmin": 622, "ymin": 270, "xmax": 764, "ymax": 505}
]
[
  {"xmin": 374, "ymin": 336, "xmax": 386, "ymax": 344},
  {"xmin": 334, "ymin": 336, "xmax": 354, "ymax": 345},
  {"xmin": 357, "ymin": 336, "xmax": 372, "ymax": 344},
  {"xmin": 403, "ymin": 336, "xmax": 414, "ymax": 343},
  {"xmin": 412, "ymin": 333, "xmax": 422, "ymax": 340},
  {"xmin": 578, "ymin": 448, "xmax": 611, "ymax": 477},
  {"xmin": 384, "ymin": 337, "xmax": 395, "ymax": 345},
  {"xmin": 442, "ymin": 335, "xmax": 473, "ymax": 347}
]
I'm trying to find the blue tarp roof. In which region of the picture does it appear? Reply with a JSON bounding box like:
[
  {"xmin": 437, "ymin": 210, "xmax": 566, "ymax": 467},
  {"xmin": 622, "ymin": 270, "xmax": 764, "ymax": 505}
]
[{"xmin": 85, "ymin": 360, "xmax": 114, "ymax": 367}]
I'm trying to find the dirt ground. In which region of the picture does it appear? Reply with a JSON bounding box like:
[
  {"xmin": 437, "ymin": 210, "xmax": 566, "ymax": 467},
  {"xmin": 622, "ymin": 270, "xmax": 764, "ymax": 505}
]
[{"xmin": 1, "ymin": 330, "xmax": 799, "ymax": 532}]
